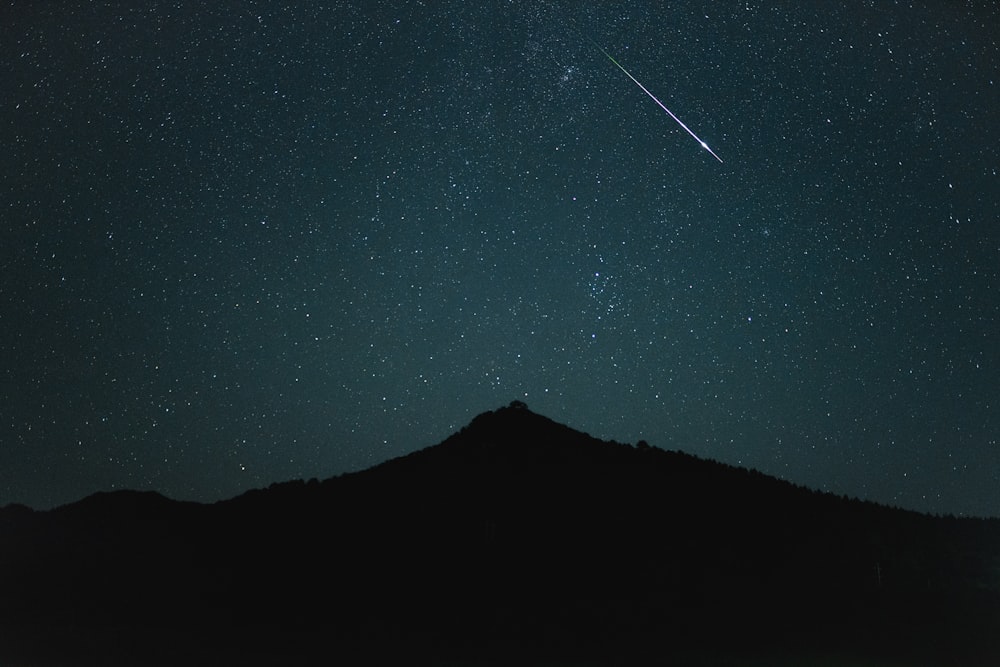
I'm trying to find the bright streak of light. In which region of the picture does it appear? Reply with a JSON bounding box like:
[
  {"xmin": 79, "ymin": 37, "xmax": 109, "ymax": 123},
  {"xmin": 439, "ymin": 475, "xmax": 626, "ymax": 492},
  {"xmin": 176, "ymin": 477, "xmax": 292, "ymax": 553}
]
[{"xmin": 594, "ymin": 42, "xmax": 723, "ymax": 164}]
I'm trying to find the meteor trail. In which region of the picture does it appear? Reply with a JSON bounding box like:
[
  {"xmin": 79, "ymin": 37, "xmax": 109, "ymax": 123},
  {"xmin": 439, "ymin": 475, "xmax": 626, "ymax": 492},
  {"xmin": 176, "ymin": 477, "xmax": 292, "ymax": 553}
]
[{"xmin": 592, "ymin": 41, "xmax": 723, "ymax": 164}]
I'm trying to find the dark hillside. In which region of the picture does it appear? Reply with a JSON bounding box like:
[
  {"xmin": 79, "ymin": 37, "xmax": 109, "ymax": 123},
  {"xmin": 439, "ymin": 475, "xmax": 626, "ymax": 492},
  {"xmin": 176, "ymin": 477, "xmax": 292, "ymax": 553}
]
[{"xmin": 2, "ymin": 403, "xmax": 998, "ymax": 666}]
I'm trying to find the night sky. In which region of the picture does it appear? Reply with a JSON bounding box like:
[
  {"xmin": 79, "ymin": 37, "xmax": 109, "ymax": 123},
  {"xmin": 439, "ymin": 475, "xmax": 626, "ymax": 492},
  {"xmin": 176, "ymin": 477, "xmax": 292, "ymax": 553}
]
[{"xmin": 2, "ymin": 2, "xmax": 998, "ymax": 516}]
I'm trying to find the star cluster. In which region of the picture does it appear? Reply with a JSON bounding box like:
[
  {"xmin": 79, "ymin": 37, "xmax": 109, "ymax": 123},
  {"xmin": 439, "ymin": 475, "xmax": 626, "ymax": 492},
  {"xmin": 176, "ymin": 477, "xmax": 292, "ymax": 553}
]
[{"xmin": 2, "ymin": 2, "xmax": 998, "ymax": 515}]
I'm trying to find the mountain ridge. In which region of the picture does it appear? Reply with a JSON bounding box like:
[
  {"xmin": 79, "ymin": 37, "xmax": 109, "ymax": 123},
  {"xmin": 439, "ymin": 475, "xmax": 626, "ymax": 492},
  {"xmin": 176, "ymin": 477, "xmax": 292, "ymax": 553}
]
[
  {"xmin": 2, "ymin": 403, "xmax": 999, "ymax": 666},
  {"xmin": 0, "ymin": 402, "xmax": 985, "ymax": 520}
]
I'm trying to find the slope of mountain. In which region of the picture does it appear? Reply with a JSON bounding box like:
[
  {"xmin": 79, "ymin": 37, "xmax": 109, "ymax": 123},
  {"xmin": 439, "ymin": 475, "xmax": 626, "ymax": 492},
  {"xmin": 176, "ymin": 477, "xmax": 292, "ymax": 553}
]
[{"xmin": 2, "ymin": 403, "xmax": 999, "ymax": 666}]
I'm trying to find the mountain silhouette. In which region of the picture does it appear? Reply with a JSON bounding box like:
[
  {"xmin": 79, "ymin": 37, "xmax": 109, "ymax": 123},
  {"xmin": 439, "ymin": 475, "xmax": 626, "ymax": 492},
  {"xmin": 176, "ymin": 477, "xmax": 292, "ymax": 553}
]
[{"xmin": 2, "ymin": 402, "xmax": 998, "ymax": 666}]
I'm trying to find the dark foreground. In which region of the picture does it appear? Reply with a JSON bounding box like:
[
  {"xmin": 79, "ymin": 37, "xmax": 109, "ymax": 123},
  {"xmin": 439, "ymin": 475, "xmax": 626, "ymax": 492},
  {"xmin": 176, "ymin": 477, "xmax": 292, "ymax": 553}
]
[{"xmin": 3, "ymin": 405, "xmax": 999, "ymax": 666}]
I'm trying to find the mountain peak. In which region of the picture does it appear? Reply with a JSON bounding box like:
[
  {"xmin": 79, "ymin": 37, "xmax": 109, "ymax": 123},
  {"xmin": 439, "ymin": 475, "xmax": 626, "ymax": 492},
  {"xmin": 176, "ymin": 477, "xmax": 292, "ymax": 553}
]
[
  {"xmin": 432, "ymin": 401, "xmax": 634, "ymax": 466},
  {"xmin": 465, "ymin": 400, "xmax": 568, "ymax": 437}
]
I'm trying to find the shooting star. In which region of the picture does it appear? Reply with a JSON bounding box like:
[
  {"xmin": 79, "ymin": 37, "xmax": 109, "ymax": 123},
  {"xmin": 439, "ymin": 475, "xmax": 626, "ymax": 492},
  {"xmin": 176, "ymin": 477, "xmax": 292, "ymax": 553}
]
[{"xmin": 592, "ymin": 41, "xmax": 723, "ymax": 164}]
